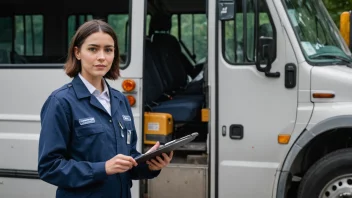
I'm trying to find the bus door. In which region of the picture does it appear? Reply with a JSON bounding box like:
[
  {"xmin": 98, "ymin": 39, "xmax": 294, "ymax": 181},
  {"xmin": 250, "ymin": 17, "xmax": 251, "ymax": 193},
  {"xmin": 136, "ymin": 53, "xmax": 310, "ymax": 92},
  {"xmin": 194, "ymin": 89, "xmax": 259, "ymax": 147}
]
[{"xmin": 211, "ymin": 0, "xmax": 298, "ymax": 197}]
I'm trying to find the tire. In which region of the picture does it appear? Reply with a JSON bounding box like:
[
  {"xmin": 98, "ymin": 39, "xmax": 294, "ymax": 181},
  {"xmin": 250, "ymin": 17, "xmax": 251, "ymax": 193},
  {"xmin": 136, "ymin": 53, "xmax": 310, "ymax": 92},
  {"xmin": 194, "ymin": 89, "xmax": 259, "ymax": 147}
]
[{"xmin": 297, "ymin": 148, "xmax": 352, "ymax": 198}]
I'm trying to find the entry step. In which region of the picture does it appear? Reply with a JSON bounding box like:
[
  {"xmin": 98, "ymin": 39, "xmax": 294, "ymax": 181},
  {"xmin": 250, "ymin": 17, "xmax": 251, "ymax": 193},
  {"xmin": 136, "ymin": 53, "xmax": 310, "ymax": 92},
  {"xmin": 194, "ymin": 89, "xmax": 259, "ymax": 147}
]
[
  {"xmin": 143, "ymin": 142, "xmax": 207, "ymax": 152},
  {"xmin": 174, "ymin": 142, "xmax": 207, "ymax": 151}
]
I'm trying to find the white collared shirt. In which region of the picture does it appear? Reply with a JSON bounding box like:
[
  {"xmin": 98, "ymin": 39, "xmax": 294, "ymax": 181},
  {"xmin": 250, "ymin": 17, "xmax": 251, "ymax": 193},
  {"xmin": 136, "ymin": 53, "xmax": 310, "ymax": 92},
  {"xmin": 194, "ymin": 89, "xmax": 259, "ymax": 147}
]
[{"xmin": 79, "ymin": 73, "xmax": 111, "ymax": 115}]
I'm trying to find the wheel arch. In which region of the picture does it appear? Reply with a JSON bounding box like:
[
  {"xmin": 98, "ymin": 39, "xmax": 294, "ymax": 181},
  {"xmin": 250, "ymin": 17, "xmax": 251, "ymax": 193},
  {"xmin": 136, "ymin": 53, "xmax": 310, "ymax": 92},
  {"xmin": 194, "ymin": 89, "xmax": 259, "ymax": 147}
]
[{"xmin": 276, "ymin": 115, "xmax": 352, "ymax": 197}]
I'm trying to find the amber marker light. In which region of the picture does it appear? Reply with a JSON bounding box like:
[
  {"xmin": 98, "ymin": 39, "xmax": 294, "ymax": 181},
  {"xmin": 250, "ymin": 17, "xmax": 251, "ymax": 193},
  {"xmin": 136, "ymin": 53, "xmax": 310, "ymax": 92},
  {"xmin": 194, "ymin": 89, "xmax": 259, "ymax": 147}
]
[
  {"xmin": 126, "ymin": 95, "xmax": 136, "ymax": 106},
  {"xmin": 340, "ymin": 11, "xmax": 350, "ymax": 47},
  {"xmin": 278, "ymin": 134, "xmax": 291, "ymax": 144},
  {"xmin": 122, "ymin": 79, "xmax": 136, "ymax": 92},
  {"xmin": 312, "ymin": 93, "xmax": 335, "ymax": 98}
]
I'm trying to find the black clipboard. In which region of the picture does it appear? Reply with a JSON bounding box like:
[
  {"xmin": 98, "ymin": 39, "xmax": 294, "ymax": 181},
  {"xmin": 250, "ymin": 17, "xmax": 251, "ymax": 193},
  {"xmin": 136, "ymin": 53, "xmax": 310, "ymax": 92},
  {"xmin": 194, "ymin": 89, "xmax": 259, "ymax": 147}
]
[{"xmin": 135, "ymin": 132, "xmax": 199, "ymax": 163}]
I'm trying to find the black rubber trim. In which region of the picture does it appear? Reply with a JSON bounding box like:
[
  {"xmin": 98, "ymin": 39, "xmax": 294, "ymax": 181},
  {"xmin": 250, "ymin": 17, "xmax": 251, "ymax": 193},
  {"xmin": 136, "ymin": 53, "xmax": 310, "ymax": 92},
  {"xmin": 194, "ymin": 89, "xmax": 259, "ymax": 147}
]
[
  {"xmin": 0, "ymin": 64, "xmax": 64, "ymax": 69},
  {"xmin": 0, "ymin": 169, "xmax": 39, "ymax": 179}
]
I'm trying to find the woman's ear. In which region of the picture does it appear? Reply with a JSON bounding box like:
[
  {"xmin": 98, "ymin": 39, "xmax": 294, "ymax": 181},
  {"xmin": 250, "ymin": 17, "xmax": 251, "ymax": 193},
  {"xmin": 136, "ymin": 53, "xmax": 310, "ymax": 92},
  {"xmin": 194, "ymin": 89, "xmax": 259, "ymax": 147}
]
[{"xmin": 74, "ymin": 47, "xmax": 81, "ymax": 60}]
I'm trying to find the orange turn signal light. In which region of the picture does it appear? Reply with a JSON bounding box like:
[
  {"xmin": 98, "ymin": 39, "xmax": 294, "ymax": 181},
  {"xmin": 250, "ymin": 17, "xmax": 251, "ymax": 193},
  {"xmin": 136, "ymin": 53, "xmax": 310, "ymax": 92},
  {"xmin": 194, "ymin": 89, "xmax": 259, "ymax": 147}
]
[
  {"xmin": 122, "ymin": 79, "xmax": 136, "ymax": 92},
  {"xmin": 278, "ymin": 134, "xmax": 291, "ymax": 144},
  {"xmin": 312, "ymin": 93, "xmax": 335, "ymax": 98},
  {"xmin": 126, "ymin": 95, "xmax": 136, "ymax": 106}
]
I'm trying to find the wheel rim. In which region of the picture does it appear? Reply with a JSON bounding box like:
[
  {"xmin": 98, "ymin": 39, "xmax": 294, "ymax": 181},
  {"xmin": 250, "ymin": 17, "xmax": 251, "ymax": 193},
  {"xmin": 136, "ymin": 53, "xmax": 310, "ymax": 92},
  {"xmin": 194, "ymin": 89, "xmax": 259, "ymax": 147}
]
[{"xmin": 319, "ymin": 174, "xmax": 352, "ymax": 198}]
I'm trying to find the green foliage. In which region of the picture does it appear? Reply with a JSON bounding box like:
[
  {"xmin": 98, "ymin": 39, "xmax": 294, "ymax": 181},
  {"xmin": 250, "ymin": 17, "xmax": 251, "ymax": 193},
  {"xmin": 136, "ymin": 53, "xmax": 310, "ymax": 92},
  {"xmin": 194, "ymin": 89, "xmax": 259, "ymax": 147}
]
[
  {"xmin": 323, "ymin": 0, "xmax": 352, "ymax": 27},
  {"xmin": 170, "ymin": 14, "xmax": 208, "ymax": 63}
]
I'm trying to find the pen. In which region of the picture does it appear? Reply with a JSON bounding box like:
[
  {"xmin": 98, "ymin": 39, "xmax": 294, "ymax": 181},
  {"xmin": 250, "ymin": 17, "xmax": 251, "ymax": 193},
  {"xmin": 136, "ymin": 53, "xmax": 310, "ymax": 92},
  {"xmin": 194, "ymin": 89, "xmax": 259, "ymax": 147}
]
[{"xmin": 118, "ymin": 121, "xmax": 124, "ymax": 137}]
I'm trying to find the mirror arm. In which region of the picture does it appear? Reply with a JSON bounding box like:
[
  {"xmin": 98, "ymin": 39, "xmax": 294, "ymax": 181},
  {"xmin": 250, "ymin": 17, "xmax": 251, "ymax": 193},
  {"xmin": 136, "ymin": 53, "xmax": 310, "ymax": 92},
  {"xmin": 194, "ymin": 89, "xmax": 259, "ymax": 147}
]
[
  {"xmin": 263, "ymin": 53, "xmax": 280, "ymax": 77},
  {"xmin": 265, "ymin": 70, "xmax": 281, "ymax": 78},
  {"xmin": 264, "ymin": 54, "xmax": 280, "ymax": 78}
]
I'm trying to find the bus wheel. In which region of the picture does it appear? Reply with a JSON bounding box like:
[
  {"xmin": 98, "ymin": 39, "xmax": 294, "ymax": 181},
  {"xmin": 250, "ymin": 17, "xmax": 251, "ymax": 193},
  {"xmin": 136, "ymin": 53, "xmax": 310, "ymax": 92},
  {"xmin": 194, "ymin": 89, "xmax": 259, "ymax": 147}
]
[{"xmin": 297, "ymin": 148, "xmax": 352, "ymax": 198}]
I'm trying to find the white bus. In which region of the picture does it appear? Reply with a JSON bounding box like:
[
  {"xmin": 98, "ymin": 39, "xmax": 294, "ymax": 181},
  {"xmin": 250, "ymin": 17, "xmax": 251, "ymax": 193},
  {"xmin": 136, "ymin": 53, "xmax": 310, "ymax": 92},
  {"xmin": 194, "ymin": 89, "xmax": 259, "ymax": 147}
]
[{"xmin": 1, "ymin": 0, "xmax": 352, "ymax": 197}]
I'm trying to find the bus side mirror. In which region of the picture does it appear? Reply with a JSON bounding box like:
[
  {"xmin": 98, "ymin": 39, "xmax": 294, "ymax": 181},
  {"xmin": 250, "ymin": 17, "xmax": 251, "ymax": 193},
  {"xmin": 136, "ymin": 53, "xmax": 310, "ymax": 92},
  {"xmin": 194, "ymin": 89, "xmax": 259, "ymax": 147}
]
[
  {"xmin": 255, "ymin": 36, "xmax": 280, "ymax": 78},
  {"xmin": 218, "ymin": 0, "xmax": 235, "ymax": 21},
  {"xmin": 256, "ymin": 37, "xmax": 273, "ymax": 71},
  {"xmin": 259, "ymin": 37, "xmax": 274, "ymax": 62},
  {"xmin": 254, "ymin": 1, "xmax": 279, "ymax": 78}
]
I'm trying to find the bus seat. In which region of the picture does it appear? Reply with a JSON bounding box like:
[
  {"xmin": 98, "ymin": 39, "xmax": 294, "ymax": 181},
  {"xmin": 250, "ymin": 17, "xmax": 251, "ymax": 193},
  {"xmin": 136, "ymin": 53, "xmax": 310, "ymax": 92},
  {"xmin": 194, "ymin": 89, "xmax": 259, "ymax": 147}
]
[
  {"xmin": 146, "ymin": 38, "xmax": 204, "ymax": 102},
  {"xmin": 149, "ymin": 13, "xmax": 204, "ymax": 95},
  {"xmin": 148, "ymin": 15, "xmax": 196, "ymax": 77},
  {"xmin": 144, "ymin": 39, "xmax": 203, "ymax": 122},
  {"xmin": 151, "ymin": 99, "xmax": 200, "ymax": 122},
  {"xmin": 151, "ymin": 32, "xmax": 189, "ymax": 91},
  {"xmin": 147, "ymin": 38, "xmax": 174, "ymax": 93}
]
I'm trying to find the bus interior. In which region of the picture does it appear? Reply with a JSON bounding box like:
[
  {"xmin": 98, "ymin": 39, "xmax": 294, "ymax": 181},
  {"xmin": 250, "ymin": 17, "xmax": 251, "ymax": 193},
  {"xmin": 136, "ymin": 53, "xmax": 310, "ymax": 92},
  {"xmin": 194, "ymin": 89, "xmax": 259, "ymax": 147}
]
[{"xmin": 142, "ymin": 0, "xmax": 209, "ymax": 157}]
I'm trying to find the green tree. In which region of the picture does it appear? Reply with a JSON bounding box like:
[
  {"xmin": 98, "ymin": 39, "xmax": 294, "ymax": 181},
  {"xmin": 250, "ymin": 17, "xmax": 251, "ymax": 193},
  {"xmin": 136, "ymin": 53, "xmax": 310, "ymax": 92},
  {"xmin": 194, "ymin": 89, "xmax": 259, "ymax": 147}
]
[{"xmin": 323, "ymin": 0, "xmax": 352, "ymax": 27}]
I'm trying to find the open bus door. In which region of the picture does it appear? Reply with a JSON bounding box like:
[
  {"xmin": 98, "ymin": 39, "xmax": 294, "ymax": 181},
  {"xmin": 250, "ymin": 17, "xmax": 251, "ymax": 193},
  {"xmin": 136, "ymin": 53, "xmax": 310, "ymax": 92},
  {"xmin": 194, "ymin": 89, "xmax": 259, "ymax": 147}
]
[{"xmin": 211, "ymin": 0, "xmax": 298, "ymax": 197}]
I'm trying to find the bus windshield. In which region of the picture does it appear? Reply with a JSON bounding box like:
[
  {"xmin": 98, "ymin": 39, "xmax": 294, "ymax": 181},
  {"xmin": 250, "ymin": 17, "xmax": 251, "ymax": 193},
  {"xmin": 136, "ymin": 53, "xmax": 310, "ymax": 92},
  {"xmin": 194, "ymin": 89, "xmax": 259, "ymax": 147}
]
[{"xmin": 283, "ymin": 0, "xmax": 352, "ymax": 64}]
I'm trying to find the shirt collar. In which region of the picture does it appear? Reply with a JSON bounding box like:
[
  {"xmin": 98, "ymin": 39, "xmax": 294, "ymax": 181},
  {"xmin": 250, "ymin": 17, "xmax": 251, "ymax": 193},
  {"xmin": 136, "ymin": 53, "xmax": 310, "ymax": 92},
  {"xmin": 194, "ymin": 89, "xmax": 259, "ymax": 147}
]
[{"xmin": 78, "ymin": 73, "xmax": 109, "ymax": 97}]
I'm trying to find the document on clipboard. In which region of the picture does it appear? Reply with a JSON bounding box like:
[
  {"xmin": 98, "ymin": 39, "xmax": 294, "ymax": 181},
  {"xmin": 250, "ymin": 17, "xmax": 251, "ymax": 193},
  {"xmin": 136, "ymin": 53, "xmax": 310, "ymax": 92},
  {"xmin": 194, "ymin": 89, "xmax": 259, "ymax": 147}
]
[{"xmin": 134, "ymin": 132, "xmax": 199, "ymax": 163}]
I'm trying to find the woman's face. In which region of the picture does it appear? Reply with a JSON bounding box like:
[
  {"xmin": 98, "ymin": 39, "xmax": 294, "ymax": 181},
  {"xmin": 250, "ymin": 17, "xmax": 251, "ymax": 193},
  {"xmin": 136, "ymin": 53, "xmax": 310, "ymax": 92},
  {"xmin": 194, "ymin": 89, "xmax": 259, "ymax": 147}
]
[{"xmin": 75, "ymin": 31, "xmax": 115, "ymax": 81}]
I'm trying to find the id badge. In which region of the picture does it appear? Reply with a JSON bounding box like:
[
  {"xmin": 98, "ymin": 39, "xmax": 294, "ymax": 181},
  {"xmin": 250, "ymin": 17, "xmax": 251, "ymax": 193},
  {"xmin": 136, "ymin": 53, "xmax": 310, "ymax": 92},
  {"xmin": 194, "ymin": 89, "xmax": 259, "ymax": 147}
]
[{"xmin": 127, "ymin": 130, "xmax": 131, "ymax": 144}]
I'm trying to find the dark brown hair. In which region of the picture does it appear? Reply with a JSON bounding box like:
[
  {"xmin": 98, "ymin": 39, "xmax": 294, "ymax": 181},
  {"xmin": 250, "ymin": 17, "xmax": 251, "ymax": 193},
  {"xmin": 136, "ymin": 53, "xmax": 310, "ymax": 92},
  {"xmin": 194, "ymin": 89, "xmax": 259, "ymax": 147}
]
[{"xmin": 64, "ymin": 19, "xmax": 120, "ymax": 80}]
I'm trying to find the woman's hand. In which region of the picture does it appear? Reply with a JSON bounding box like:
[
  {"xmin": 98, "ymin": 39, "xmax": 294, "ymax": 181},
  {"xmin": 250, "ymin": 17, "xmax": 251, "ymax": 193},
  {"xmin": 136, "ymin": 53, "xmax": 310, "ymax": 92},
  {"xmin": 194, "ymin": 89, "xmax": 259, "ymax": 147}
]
[
  {"xmin": 146, "ymin": 151, "xmax": 173, "ymax": 171},
  {"xmin": 145, "ymin": 141, "xmax": 173, "ymax": 171},
  {"xmin": 105, "ymin": 154, "xmax": 138, "ymax": 175}
]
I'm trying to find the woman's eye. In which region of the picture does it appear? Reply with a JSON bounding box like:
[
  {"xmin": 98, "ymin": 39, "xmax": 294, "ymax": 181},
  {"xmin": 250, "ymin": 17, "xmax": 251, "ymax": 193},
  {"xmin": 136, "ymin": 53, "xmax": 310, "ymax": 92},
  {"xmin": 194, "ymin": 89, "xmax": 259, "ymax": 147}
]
[
  {"xmin": 88, "ymin": 48, "xmax": 97, "ymax": 52},
  {"xmin": 105, "ymin": 48, "xmax": 113, "ymax": 53}
]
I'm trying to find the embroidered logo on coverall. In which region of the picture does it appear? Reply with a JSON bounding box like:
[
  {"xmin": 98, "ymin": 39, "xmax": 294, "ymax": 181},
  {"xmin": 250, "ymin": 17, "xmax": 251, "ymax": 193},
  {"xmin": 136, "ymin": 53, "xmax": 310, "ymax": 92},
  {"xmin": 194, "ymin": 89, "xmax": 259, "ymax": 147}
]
[
  {"xmin": 122, "ymin": 115, "xmax": 131, "ymax": 121},
  {"xmin": 78, "ymin": 117, "xmax": 95, "ymax": 125}
]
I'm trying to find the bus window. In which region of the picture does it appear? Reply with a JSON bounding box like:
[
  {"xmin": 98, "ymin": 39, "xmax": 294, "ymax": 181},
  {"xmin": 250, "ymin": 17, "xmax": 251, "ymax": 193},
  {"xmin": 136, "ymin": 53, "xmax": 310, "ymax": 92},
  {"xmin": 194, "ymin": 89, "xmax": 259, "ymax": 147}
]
[
  {"xmin": 146, "ymin": 14, "xmax": 152, "ymax": 36},
  {"xmin": 67, "ymin": 14, "xmax": 130, "ymax": 66},
  {"xmin": 0, "ymin": 15, "xmax": 43, "ymax": 63},
  {"xmin": 223, "ymin": 0, "xmax": 275, "ymax": 64},
  {"xmin": 0, "ymin": 0, "xmax": 131, "ymax": 66},
  {"xmin": 68, "ymin": 15, "xmax": 93, "ymax": 46},
  {"xmin": 16, "ymin": 15, "xmax": 43, "ymax": 56},
  {"xmin": 171, "ymin": 14, "xmax": 207, "ymax": 64},
  {"xmin": 145, "ymin": 13, "xmax": 207, "ymax": 65},
  {"xmin": 0, "ymin": 17, "xmax": 13, "ymax": 63},
  {"xmin": 108, "ymin": 14, "xmax": 130, "ymax": 66}
]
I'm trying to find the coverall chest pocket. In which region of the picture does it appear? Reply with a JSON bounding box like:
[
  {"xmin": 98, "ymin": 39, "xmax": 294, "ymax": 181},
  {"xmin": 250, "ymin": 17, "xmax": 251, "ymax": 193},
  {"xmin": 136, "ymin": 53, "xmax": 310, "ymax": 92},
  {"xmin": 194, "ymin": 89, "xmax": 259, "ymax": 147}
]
[
  {"xmin": 73, "ymin": 123, "xmax": 107, "ymax": 156},
  {"xmin": 75, "ymin": 123, "xmax": 105, "ymax": 138}
]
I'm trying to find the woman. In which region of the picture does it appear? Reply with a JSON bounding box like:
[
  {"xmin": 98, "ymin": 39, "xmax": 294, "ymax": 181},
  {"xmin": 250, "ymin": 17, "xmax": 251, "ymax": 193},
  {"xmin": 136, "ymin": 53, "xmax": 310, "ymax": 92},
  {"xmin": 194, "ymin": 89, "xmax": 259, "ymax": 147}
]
[{"xmin": 38, "ymin": 19, "xmax": 173, "ymax": 198}]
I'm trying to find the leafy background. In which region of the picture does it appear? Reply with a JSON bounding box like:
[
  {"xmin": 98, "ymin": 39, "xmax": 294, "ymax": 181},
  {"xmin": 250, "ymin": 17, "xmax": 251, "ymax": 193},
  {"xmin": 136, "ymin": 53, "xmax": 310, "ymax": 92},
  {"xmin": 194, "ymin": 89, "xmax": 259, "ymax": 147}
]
[{"xmin": 324, "ymin": 0, "xmax": 352, "ymax": 27}]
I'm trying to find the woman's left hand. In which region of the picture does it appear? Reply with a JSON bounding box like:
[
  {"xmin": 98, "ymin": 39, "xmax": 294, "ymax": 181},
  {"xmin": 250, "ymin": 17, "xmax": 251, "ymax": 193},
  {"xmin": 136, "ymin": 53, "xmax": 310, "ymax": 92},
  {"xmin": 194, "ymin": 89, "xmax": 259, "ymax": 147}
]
[
  {"xmin": 146, "ymin": 151, "xmax": 173, "ymax": 171},
  {"xmin": 145, "ymin": 141, "xmax": 174, "ymax": 171}
]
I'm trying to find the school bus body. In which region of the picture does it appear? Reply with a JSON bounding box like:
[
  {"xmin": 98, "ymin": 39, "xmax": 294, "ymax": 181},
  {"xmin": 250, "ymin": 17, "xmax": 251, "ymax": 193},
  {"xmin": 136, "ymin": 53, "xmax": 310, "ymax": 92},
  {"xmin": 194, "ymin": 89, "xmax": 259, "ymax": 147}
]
[{"xmin": 2, "ymin": 0, "xmax": 352, "ymax": 197}]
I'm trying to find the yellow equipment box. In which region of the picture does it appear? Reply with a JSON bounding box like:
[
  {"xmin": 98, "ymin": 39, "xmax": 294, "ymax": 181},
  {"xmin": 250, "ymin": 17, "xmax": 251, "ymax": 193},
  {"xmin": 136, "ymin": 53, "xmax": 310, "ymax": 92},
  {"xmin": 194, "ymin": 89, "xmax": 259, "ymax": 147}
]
[{"xmin": 144, "ymin": 112, "xmax": 173, "ymax": 145}]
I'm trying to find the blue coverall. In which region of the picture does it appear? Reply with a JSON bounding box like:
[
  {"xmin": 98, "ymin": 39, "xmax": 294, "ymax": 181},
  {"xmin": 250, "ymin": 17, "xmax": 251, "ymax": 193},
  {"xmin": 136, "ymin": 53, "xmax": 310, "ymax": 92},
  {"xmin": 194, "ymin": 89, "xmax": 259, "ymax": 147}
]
[{"xmin": 38, "ymin": 76, "xmax": 160, "ymax": 198}]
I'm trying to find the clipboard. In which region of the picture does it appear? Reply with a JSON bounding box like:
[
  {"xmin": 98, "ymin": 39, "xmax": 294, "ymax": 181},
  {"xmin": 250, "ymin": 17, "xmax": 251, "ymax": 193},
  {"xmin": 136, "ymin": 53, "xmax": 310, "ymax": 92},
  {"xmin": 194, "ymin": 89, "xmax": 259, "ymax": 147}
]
[{"xmin": 135, "ymin": 132, "xmax": 199, "ymax": 163}]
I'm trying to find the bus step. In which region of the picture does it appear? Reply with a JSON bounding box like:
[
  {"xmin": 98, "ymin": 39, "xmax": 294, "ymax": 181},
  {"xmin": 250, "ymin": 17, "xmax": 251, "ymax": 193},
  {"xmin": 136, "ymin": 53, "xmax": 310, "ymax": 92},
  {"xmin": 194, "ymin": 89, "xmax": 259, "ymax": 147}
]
[{"xmin": 175, "ymin": 142, "xmax": 207, "ymax": 151}]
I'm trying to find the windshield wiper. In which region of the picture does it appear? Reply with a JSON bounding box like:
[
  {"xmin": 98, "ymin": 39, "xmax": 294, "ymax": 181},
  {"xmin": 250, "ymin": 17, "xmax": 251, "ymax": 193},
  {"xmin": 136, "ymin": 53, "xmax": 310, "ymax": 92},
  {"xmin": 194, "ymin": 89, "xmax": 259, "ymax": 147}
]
[{"xmin": 309, "ymin": 54, "xmax": 352, "ymax": 68}]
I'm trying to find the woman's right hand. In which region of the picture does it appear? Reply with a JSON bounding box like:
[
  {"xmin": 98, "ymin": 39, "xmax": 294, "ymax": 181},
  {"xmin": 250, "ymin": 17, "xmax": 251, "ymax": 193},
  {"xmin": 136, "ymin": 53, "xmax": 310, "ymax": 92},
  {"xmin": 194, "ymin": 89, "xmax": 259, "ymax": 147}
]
[{"xmin": 105, "ymin": 154, "xmax": 138, "ymax": 175}]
